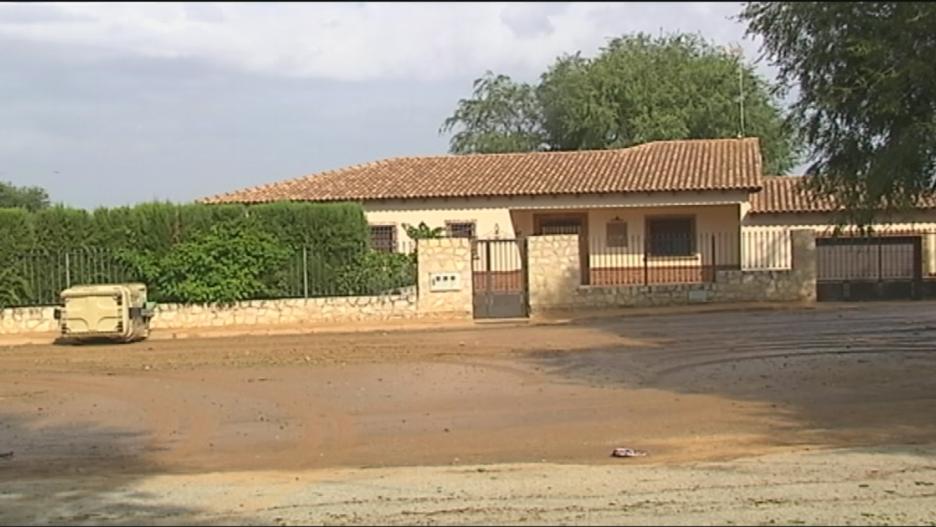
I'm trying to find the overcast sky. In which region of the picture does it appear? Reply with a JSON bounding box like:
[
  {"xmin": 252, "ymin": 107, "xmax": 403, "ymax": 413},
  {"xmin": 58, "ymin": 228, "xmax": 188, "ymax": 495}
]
[{"xmin": 0, "ymin": 2, "xmax": 778, "ymax": 209}]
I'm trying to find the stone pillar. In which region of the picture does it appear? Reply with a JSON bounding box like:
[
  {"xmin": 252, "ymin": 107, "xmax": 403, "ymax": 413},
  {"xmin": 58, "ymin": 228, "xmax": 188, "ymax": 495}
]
[
  {"xmin": 922, "ymin": 232, "xmax": 936, "ymax": 277},
  {"xmin": 416, "ymin": 238, "xmax": 474, "ymax": 319},
  {"xmin": 527, "ymin": 234, "xmax": 581, "ymax": 315},
  {"xmin": 790, "ymin": 229, "xmax": 817, "ymax": 301}
]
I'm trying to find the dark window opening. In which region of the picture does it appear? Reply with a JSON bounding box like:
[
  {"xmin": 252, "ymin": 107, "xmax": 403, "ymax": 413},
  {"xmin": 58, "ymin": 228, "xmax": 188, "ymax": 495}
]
[
  {"xmin": 539, "ymin": 219, "xmax": 582, "ymax": 235},
  {"xmin": 647, "ymin": 217, "xmax": 696, "ymax": 257}
]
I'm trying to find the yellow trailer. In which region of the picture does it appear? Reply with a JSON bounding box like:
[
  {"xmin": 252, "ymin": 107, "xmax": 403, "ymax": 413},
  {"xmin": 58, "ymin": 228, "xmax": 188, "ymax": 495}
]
[{"xmin": 54, "ymin": 283, "xmax": 154, "ymax": 343}]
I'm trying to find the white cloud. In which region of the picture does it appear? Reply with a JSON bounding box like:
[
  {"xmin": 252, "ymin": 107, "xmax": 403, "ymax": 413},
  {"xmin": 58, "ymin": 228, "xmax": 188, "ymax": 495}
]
[{"xmin": 0, "ymin": 2, "xmax": 762, "ymax": 82}]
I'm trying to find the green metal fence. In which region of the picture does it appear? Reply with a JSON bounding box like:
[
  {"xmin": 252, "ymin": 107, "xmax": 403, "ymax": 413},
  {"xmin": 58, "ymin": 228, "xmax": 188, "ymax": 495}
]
[
  {"xmin": 1, "ymin": 246, "xmax": 417, "ymax": 308},
  {"xmin": 9, "ymin": 248, "xmax": 134, "ymax": 306}
]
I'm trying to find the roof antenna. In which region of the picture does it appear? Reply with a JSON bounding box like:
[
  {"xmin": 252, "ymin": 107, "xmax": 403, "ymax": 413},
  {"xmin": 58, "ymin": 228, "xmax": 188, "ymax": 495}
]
[{"xmin": 726, "ymin": 43, "xmax": 746, "ymax": 138}]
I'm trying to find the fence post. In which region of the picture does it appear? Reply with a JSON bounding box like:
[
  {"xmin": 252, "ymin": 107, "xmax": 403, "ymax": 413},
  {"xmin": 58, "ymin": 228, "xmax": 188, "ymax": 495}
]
[
  {"xmin": 711, "ymin": 234, "xmax": 717, "ymax": 283},
  {"xmin": 877, "ymin": 235, "xmax": 883, "ymax": 282},
  {"xmin": 64, "ymin": 251, "xmax": 71, "ymax": 289},
  {"xmin": 302, "ymin": 246, "xmax": 309, "ymax": 299},
  {"xmin": 643, "ymin": 236, "xmax": 649, "ymax": 286}
]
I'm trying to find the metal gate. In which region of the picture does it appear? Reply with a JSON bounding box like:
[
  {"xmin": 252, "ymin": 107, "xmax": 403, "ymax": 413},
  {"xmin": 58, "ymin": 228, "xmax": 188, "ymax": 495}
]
[
  {"xmin": 471, "ymin": 238, "xmax": 528, "ymax": 319},
  {"xmin": 816, "ymin": 235, "xmax": 922, "ymax": 301}
]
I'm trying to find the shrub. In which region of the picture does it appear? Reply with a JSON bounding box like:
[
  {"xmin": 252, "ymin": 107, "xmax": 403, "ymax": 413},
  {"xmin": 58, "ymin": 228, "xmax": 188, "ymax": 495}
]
[
  {"xmin": 248, "ymin": 201, "xmax": 369, "ymax": 264},
  {"xmin": 334, "ymin": 250, "xmax": 417, "ymax": 296},
  {"xmin": 154, "ymin": 220, "xmax": 291, "ymax": 304},
  {"xmin": 403, "ymin": 222, "xmax": 445, "ymax": 240},
  {"xmin": 0, "ymin": 208, "xmax": 33, "ymax": 262},
  {"xmin": 0, "ymin": 266, "xmax": 29, "ymax": 309},
  {"xmin": 0, "ymin": 200, "xmax": 378, "ymax": 305}
]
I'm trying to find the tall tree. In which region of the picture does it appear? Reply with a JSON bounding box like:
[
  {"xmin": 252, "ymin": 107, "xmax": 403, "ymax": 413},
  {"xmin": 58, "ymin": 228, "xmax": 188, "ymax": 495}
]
[
  {"xmin": 0, "ymin": 180, "xmax": 50, "ymax": 211},
  {"xmin": 441, "ymin": 33, "xmax": 799, "ymax": 175},
  {"xmin": 741, "ymin": 2, "xmax": 936, "ymax": 224},
  {"xmin": 539, "ymin": 33, "xmax": 797, "ymax": 174},
  {"xmin": 439, "ymin": 72, "xmax": 546, "ymax": 154}
]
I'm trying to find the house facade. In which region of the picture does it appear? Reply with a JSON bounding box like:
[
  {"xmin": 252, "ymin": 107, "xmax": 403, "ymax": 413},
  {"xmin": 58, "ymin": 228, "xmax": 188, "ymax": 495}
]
[{"xmin": 203, "ymin": 137, "xmax": 936, "ymax": 298}]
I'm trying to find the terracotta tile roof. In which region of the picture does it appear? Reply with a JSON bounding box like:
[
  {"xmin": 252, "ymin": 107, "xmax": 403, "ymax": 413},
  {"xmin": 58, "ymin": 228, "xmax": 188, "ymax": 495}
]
[
  {"xmin": 751, "ymin": 176, "xmax": 936, "ymax": 214},
  {"xmin": 202, "ymin": 138, "xmax": 763, "ymax": 204},
  {"xmin": 750, "ymin": 176, "xmax": 831, "ymax": 214}
]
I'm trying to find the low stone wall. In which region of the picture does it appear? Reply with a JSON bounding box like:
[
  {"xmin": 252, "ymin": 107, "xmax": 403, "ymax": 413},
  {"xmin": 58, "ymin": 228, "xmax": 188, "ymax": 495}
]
[
  {"xmin": 149, "ymin": 293, "xmax": 417, "ymax": 330},
  {"xmin": 0, "ymin": 239, "xmax": 477, "ymax": 337},
  {"xmin": 528, "ymin": 230, "xmax": 817, "ymax": 315},
  {"xmin": 571, "ymin": 269, "xmax": 809, "ymax": 310},
  {"xmin": 0, "ymin": 306, "xmax": 58, "ymax": 335},
  {"xmin": 0, "ymin": 293, "xmax": 418, "ymax": 336}
]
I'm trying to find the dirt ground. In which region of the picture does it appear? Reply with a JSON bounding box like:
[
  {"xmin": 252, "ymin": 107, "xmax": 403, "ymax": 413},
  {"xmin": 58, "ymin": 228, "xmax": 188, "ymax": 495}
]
[{"xmin": 2, "ymin": 302, "xmax": 936, "ymax": 525}]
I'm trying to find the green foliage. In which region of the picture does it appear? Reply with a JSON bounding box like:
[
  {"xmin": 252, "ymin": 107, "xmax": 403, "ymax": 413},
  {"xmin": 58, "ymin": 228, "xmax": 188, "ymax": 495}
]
[
  {"xmin": 439, "ymin": 72, "xmax": 547, "ymax": 154},
  {"xmin": 154, "ymin": 220, "xmax": 291, "ymax": 304},
  {"xmin": 0, "ymin": 266, "xmax": 29, "ymax": 308},
  {"xmin": 0, "ymin": 209, "xmax": 37, "ymax": 308},
  {"xmin": 32, "ymin": 206, "xmax": 95, "ymax": 250},
  {"xmin": 0, "ymin": 209, "xmax": 33, "ymax": 262},
  {"xmin": 403, "ymin": 222, "xmax": 445, "ymax": 240},
  {"xmin": 0, "ymin": 181, "xmax": 50, "ymax": 211},
  {"xmin": 741, "ymin": 2, "xmax": 936, "ymax": 225},
  {"xmin": 89, "ymin": 202, "xmax": 248, "ymax": 252},
  {"xmin": 0, "ymin": 201, "xmax": 382, "ymax": 307},
  {"xmin": 537, "ymin": 53, "xmax": 614, "ymax": 151},
  {"xmin": 247, "ymin": 201, "xmax": 369, "ymax": 264},
  {"xmin": 441, "ymin": 31, "xmax": 799, "ymax": 175},
  {"xmin": 334, "ymin": 251, "xmax": 417, "ymax": 296}
]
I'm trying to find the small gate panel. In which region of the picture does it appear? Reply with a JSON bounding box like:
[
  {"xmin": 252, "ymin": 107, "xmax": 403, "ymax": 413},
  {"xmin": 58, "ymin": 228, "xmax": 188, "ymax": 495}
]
[{"xmin": 472, "ymin": 239, "xmax": 528, "ymax": 319}]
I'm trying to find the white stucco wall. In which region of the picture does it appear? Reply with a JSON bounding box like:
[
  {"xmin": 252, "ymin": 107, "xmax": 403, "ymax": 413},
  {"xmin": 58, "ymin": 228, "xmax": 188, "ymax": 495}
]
[
  {"xmin": 363, "ymin": 192, "xmax": 936, "ymax": 277},
  {"xmin": 741, "ymin": 211, "xmax": 936, "ymax": 273},
  {"xmin": 741, "ymin": 211, "xmax": 936, "ymax": 231},
  {"xmin": 363, "ymin": 191, "xmax": 749, "ymax": 251}
]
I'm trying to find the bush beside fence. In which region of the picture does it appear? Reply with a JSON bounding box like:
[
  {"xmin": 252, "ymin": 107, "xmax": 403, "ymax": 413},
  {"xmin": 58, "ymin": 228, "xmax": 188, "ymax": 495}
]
[{"xmin": 0, "ymin": 201, "xmax": 415, "ymax": 307}]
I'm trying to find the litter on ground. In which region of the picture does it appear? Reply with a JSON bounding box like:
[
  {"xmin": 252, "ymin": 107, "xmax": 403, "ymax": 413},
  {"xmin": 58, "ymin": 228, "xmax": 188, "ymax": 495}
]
[{"xmin": 611, "ymin": 448, "xmax": 647, "ymax": 458}]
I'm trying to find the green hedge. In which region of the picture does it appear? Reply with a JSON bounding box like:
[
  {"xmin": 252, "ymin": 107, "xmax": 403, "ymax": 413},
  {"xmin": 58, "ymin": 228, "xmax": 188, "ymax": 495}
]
[
  {"xmin": 8, "ymin": 201, "xmax": 367, "ymax": 257},
  {"xmin": 0, "ymin": 208, "xmax": 32, "ymax": 261},
  {"xmin": 0, "ymin": 201, "xmax": 394, "ymax": 306}
]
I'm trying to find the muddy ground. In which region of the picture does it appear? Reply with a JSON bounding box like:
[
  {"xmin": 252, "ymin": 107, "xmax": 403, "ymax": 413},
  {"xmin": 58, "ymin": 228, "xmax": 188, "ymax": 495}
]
[{"xmin": 1, "ymin": 302, "xmax": 936, "ymax": 524}]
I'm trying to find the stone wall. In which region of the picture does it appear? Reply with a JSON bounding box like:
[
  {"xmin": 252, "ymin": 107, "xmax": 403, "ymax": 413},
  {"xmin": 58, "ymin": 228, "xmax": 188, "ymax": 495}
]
[
  {"xmin": 0, "ymin": 294, "xmax": 418, "ymax": 336},
  {"xmin": 0, "ymin": 238, "xmax": 477, "ymax": 337},
  {"xmin": 528, "ymin": 230, "xmax": 817, "ymax": 315},
  {"xmin": 416, "ymin": 237, "xmax": 474, "ymax": 320},
  {"xmin": 0, "ymin": 230, "xmax": 818, "ymax": 336},
  {"xmin": 528, "ymin": 235, "xmax": 581, "ymax": 311},
  {"xmin": 0, "ymin": 306, "xmax": 58, "ymax": 335},
  {"xmin": 149, "ymin": 293, "xmax": 417, "ymax": 330}
]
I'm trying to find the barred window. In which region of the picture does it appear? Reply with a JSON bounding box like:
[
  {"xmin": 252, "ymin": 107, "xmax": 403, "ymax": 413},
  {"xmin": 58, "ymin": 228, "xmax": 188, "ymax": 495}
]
[
  {"xmin": 647, "ymin": 216, "xmax": 696, "ymax": 257},
  {"xmin": 446, "ymin": 221, "xmax": 476, "ymax": 239},
  {"xmin": 538, "ymin": 217, "xmax": 583, "ymax": 235},
  {"xmin": 369, "ymin": 225, "xmax": 397, "ymax": 253}
]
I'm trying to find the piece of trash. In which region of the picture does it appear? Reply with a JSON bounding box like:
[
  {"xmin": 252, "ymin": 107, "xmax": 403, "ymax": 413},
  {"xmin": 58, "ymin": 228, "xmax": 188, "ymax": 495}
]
[
  {"xmin": 0, "ymin": 451, "xmax": 13, "ymax": 459},
  {"xmin": 611, "ymin": 448, "xmax": 647, "ymax": 458}
]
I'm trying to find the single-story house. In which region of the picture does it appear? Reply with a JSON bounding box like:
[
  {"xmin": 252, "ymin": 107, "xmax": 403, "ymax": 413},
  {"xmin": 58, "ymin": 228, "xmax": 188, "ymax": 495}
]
[{"xmin": 202, "ymin": 137, "xmax": 936, "ymax": 290}]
